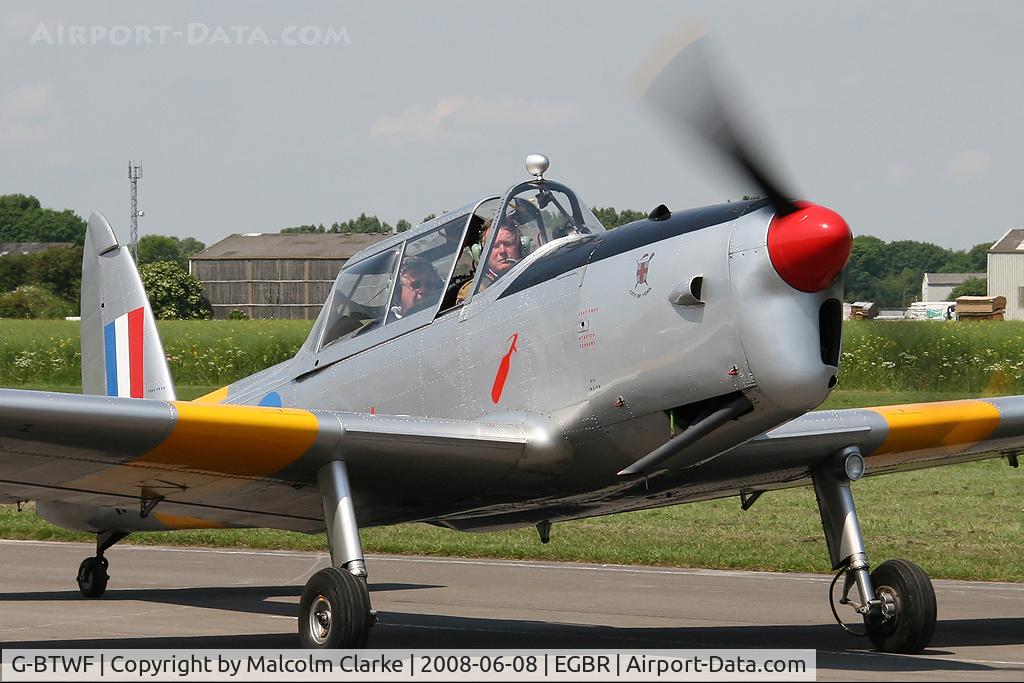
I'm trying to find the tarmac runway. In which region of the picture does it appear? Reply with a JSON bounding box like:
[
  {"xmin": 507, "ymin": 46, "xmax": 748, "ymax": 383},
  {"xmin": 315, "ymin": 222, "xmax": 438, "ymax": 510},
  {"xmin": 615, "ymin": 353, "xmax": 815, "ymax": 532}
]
[{"xmin": 0, "ymin": 539, "xmax": 1021, "ymax": 681}]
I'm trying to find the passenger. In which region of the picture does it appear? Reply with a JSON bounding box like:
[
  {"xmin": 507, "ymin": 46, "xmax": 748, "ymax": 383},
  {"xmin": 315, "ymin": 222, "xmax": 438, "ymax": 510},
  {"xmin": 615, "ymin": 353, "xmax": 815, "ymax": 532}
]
[
  {"xmin": 392, "ymin": 256, "xmax": 443, "ymax": 319},
  {"xmin": 455, "ymin": 216, "xmax": 522, "ymax": 304}
]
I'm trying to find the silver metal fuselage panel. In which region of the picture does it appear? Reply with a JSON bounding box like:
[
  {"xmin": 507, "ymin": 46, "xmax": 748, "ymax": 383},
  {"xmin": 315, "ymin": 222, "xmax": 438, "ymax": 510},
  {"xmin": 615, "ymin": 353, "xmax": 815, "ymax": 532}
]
[
  {"xmin": 205, "ymin": 201, "xmax": 843, "ymax": 528},
  {"xmin": 14, "ymin": 198, "xmax": 852, "ymax": 534}
]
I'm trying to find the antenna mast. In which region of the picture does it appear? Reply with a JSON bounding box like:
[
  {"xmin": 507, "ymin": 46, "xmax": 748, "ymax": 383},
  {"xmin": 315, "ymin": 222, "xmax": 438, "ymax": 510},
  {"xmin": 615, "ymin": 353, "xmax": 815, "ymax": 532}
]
[{"xmin": 128, "ymin": 160, "xmax": 143, "ymax": 260}]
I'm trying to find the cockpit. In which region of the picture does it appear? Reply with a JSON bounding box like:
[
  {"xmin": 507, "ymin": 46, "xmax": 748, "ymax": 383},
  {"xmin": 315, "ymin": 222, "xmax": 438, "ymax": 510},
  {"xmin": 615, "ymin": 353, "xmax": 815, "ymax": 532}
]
[{"xmin": 310, "ymin": 156, "xmax": 605, "ymax": 361}]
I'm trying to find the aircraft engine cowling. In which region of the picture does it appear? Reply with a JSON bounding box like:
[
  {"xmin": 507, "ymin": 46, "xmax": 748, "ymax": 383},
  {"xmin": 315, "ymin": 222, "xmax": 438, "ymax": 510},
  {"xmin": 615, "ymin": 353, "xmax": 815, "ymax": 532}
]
[{"xmin": 729, "ymin": 206, "xmax": 847, "ymax": 414}]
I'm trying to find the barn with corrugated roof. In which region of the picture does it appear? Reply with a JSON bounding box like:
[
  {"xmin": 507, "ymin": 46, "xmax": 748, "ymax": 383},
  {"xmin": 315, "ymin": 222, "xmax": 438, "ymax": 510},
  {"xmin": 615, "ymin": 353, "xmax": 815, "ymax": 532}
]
[{"xmin": 189, "ymin": 233, "xmax": 391, "ymax": 319}]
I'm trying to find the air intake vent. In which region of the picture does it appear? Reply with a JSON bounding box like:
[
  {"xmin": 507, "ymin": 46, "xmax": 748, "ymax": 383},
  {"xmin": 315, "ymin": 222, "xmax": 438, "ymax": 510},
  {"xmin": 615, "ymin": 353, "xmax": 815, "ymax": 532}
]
[{"xmin": 819, "ymin": 299, "xmax": 842, "ymax": 366}]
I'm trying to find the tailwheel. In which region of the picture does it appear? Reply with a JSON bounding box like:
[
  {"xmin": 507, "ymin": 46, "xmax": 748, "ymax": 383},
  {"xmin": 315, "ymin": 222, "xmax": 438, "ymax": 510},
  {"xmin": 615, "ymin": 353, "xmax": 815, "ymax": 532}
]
[
  {"xmin": 299, "ymin": 567, "xmax": 372, "ymax": 648},
  {"xmin": 76, "ymin": 556, "xmax": 109, "ymax": 598},
  {"xmin": 865, "ymin": 559, "xmax": 937, "ymax": 654}
]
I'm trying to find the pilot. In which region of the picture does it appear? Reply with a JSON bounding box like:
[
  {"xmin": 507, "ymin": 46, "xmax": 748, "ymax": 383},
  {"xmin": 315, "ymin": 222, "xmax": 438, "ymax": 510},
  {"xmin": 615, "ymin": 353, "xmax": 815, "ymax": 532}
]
[
  {"xmin": 392, "ymin": 256, "xmax": 443, "ymax": 319},
  {"xmin": 455, "ymin": 216, "xmax": 523, "ymax": 304}
]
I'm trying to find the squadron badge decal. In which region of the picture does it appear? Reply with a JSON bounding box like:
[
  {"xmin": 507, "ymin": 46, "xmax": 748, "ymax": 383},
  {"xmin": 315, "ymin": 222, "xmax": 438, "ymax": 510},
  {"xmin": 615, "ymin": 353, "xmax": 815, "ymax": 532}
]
[{"xmin": 630, "ymin": 252, "xmax": 654, "ymax": 298}]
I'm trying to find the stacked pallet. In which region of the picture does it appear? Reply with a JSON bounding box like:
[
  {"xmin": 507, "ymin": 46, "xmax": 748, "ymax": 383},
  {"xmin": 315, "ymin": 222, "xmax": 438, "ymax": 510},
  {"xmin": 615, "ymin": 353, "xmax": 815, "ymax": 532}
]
[
  {"xmin": 955, "ymin": 295, "xmax": 1006, "ymax": 321},
  {"xmin": 907, "ymin": 301, "xmax": 955, "ymax": 321},
  {"xmin": 849, "ymin": 301, "xmax": 879, "ymax": 320}
]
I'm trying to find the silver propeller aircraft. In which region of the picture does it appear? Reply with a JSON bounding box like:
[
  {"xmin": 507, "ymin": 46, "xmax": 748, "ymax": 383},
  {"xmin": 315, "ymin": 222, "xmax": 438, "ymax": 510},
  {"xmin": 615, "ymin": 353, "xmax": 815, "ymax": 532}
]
[{"xmin": 1, "ymin": 34, "xmax": 1020, "ymax": 654}]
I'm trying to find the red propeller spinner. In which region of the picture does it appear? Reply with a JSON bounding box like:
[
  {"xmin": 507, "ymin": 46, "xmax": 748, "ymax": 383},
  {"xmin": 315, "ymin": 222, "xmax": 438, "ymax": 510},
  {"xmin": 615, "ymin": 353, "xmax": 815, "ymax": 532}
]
[{"xmin": 767, "ymin": 203, "xmax": 852, "ymax": 292}]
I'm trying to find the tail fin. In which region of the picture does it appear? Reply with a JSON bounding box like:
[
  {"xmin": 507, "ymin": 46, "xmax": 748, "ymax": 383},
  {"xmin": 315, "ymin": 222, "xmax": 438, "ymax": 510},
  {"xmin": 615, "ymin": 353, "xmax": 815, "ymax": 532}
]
[{"xmin": 80, "ymin": 212, "xmax": 176, "ymax": 400}]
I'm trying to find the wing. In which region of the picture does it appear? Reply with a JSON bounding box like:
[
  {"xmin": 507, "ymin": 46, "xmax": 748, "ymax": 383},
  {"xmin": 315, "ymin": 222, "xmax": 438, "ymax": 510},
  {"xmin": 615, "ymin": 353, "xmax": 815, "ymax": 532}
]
[
  {"xmin": 0, "ymin": 388, "xmax": 528, "ymax": 532},
  {"xmin": 430, "ymin": 398, "xmax": 1024, "ymax": 533},
  {"xmin": 737, "ymin": 396, "xmax": 1024, "ymax": 475}
]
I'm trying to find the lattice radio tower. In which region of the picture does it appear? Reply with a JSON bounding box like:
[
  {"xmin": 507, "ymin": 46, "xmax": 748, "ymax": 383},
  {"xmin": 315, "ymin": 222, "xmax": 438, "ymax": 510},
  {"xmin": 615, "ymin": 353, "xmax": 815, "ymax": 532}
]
[{"xmin": 128, "ymin": 160, "xmax": 143, "ymax": 260}]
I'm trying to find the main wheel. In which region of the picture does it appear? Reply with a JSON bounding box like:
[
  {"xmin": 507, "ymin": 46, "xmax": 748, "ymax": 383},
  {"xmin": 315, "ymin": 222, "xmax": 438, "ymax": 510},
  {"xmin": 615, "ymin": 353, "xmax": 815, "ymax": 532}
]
[
  {"xmin": 77, "ymin": 556, "xmax": 109, "ymax": 598},
  {"xmin": 865, "ymin": 559, "xmax": 937, "ymax": 653},
  {"xmin": 299, "ymin": 567, "xmax": 372, "ymax": 648}
]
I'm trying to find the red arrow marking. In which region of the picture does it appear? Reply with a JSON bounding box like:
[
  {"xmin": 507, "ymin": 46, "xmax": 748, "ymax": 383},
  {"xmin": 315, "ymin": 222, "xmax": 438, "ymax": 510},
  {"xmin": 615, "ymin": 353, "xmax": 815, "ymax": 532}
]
[{"xmin": 491, "ymin": 333, "xmax": 519, "ymax": 404}]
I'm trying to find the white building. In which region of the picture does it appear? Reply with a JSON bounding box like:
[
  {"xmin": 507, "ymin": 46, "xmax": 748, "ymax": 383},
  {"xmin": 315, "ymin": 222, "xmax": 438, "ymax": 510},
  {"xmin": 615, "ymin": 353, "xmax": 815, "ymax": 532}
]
[
  {"xmin": 988, "ymin": 229, "xmax": 1024, "ymax": 320},
  {"xmin": 920, "ymin": 272, "xmax": 985, "ymax": 303}
]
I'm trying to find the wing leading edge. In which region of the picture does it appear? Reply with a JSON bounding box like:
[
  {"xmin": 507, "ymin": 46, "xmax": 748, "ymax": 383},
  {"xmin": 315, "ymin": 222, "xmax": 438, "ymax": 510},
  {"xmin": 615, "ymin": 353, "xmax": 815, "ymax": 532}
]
[
  {"xmin": 742, "ymin": 396, "xmax": 1024, "ymax": 475},
  {"xmin": 0, "ymin": 388, "xmax": 528, "ymax": 530},
  {"xmin": 2, "ymin": 388, "xmax": 1020, "ymax": 532}
]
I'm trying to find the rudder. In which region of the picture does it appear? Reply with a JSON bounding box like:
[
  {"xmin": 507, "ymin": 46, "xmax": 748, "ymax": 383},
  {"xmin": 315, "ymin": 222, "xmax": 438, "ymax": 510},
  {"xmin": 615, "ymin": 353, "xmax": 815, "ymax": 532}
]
[{"xmin": 80, "ymin": 212, "xmax": 175, "ymax": 399}]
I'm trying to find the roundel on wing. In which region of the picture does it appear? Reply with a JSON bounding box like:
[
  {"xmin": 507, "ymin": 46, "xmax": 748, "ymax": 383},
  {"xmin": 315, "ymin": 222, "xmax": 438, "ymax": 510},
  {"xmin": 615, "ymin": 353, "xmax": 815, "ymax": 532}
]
[{"xmin": 258, "ymin": 392, "xmax": 283, "ymax": 408}]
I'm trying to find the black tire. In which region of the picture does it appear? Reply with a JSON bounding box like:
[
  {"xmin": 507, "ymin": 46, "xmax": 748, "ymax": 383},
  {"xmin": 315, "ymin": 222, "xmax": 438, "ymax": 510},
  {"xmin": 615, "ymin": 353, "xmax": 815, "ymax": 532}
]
[
  {"xmin": 77, "ymin": 556, "xmax": 109, "ymax": 598},
  {"xmin": 865, "ymin": 559, "xmax": 937, "ymax": 653},
  {"xmin": 298, "ymin": 567, "xmax": 372, "ymax": 648}
]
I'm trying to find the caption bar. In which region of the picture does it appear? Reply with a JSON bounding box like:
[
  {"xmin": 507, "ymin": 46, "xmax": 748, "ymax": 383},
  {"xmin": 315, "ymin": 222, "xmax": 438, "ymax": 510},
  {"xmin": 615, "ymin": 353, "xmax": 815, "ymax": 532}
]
[{"xmin": 1, "ymin": 649, "xmax": 814, "ymax": 681}]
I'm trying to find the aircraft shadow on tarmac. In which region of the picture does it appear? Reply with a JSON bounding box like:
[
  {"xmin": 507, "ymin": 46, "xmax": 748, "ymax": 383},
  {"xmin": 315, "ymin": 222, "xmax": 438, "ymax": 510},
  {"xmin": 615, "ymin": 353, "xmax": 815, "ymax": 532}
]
[
  {"xmin": 0, "ymin": 582, "xmax": 440, "ymax": 619},
  {"xmin": 1, "ymin": 584, "xmax": 1020, "ymax": 675}
]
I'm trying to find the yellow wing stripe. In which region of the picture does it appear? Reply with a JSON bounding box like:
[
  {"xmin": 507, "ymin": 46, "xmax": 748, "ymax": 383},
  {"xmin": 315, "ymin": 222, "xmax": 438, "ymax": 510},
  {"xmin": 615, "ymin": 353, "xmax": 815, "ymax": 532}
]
[
  {"xmin": 153, "ymin": 513, "xmax": 226, "ymax": 530},
  {"xmin": 869, "ymin": 400, "xmax": 1000, "ymax": 456},
  {"xmin": 133, "ymin": 402, "xmax": 320, "ymax": 478},
  {"xmin": 192, "ymin": 386, "xmax": 230, "ymax": 404}
]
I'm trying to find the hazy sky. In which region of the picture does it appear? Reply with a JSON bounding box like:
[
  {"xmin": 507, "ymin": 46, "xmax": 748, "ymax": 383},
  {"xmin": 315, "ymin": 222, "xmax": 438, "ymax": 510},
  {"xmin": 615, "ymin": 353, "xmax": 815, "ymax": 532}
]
[{"xmin": 1, "ymin": 1, "xmax": 1021, "ymax": 249}]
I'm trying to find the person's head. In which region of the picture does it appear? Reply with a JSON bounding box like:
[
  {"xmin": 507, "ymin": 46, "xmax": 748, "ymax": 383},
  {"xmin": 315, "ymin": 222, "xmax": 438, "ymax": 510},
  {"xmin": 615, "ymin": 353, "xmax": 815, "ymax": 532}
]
[
  {"xmin": 398, "ymin": 257, "xmax": 441, "ymax": 314},
  {"xmin": 486, "ymin": 218, "xmax": 522, "ymax": 277}
]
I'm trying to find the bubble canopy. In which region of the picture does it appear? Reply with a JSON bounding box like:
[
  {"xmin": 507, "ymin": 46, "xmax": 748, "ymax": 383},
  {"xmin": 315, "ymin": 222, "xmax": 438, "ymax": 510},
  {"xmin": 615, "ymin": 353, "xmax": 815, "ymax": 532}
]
[
  {"xmin": 474, "ymin": 179, "xmax": 606, "ymax": 296},
  {"xmin": 308, "ymin": 178, "xmax": 604, "ymax": 363}
]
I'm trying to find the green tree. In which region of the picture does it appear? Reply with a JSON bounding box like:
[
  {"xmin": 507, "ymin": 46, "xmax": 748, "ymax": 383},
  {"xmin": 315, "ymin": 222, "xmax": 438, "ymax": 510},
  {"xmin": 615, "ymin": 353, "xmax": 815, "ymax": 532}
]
[
  {"xmin": 841, "ymin": 235, "xmax": 996, "ymax": 307},
  {"xmin": 939, "ymin": 242, "xmax": 992, "ymax": 273},
  {"xmin": 939, "ymin": 252, "xmax": 974, "ymax": 273},
  {"xmin": 0, "ymin": 194, "xmax": 87, "ymax": 245},
  {"xmin": 26, "ymin": 246, "xmax": 82, "ymax": 305},
  {"xmin": 0, "ymin": 246, "xmax": 82, "ymax": 311},
  {"xmin": 138, "ymin": 235, "xmax": 183, "ymax": 267},
  {"xmin": 872, "ymin": 268, "xmax": 922, "ymax": 308},
  {"xmin": 843, "ymin": 235, "xmax": 889, "ymax": 303},
  {"xmin": 0, "ymin": 284, "xmax": 73, "ymax": 319},
  {"xmin": 0, "ymin": 254, "xmax": 28, "ymax": 294},
  {"xmin": 591, "ymin": 207, "xmax": 646, "ymax": 229},
  {"xmin": 885, "ymin": 240, "xmax": 952, "ymax": 275},
  {"xmin": 965, "ymin": 242, "xmax": 990, "ymax": 272},
  {"xmin": 396, "ymin": 219, "xmax": 412, "ymax": 233},
  {"xmin": 138, "ymin": 261, "xmax": 212, "ymax": 320},
  {"xmin": 177, "ymin": 237, "xmax": 206, "ymax": 261},
  {"xmin": 281, "ymin": 224, "xmax": 326, "ymax": 234},
  {"xmin": 138, "ymin": 235, "xmax": 207, "ymax": 269},
  {"xmin": 330, "ymin": 213, "xmax": 392, "ymax": 234},
  {"xmin": 947, "ymin": 277, "xmax": 987, "ymax": 301}
]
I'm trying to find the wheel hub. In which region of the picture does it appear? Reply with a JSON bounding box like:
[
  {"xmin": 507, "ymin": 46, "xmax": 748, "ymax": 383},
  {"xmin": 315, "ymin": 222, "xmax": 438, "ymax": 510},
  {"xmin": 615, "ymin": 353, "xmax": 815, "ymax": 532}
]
[
  {"xmin": 875, "ymin": 585, "xmax": 899, "ymax": 623},
  {"xmin": 309, "ymin": 595, "xmax": 332, "ymax": 644}
]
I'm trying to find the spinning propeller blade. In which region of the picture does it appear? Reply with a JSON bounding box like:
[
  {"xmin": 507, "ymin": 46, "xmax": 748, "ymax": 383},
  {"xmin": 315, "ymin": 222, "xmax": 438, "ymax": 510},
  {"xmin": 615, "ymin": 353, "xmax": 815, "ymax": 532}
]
[
  {"xmin": 630, "ymin": 24, "xmax": 852, "ymax": 293},
  {"xmin": 630, "ymin": 23, "xmax": 799, "ymax": 217}
]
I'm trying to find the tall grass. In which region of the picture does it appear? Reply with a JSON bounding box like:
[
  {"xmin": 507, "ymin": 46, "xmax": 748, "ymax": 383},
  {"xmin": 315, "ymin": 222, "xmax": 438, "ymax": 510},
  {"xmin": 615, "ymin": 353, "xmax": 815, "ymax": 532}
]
[
  {"xmin": 840, "ymin": 320, "xmax": 1024, "ymax": 393},
  {"xmin": 0, "ymin": 319, "xmax": 312, "ymax": 387},
  {"xmin": 4, "ymin": 318, "xmax": 1024, "ymax": 394}
]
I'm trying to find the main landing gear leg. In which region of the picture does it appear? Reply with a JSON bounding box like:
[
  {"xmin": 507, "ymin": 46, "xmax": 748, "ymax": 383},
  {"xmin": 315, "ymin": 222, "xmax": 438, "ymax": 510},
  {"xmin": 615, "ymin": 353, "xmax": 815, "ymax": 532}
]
[
  {"xmin": 298, "ymin": 460, "xmax": 373, "ymax": 648},
  {"xmin": 813, "ymin": 447, "xmax": 936, "ymax": 654},
  {"xmin": 77, "ymin": 530, "xmax": 128, "ymax": 598}
]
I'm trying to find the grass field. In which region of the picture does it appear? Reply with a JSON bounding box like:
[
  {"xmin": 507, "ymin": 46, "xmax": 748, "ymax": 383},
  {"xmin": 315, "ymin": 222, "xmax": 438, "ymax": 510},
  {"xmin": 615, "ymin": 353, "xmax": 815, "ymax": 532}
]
[
  {"xmin": 7, "ymin": 318, "xmax": 1024, "ymax": 392},
  {"xmin": 0, "ymin": 319, "xmax": 311, "ymax": 387},
  {"xmin": 842, "ymin": 320, "xmax": 1024, "ymax": 393},
  {"xmin": 0, "ymin": 321, "xmax": 1022, "ymax": 581}
]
